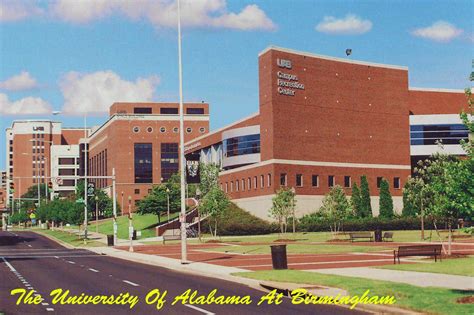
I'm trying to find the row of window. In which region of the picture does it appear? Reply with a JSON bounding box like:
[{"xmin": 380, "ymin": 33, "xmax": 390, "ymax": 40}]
[
  {"xmin": 32, "ymin": 133, "xmax": 45, "ymax": 138},
  {"xmin": 221, "ymin": 174, "xmax": 401, "ymax": 193},
  {"xmin": 132, "ymin": 126, "xmax": 206, "ymax": 134},
  {"xmin": 133, "ymin": 107, "xmax": 205, "ymax": 115},
  {"xmin": 223, "ymin": 134, "xmax": 261, "ymax": 158},
  {"xmin": 133, "ymin": 142, "xmax": 179, "ymax": 184},
  {"xmin": 410, "ymin": 124, "xmax": 469, "ymax": 146},
  {"xmin": 89, "ymin": 149, "xmax": 108, "ymax": 188}
]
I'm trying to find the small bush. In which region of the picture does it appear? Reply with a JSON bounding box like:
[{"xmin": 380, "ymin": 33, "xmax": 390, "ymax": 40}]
[{"xmin": 201, "ymin": 203, "xmax": 278, "ymax": 236}]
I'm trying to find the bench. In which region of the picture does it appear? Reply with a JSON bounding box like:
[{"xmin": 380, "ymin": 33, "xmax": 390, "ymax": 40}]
[
  {"xmin": 349, "ymin": 232, "xmax": 373, "ymax": 242},
  {"xmin": 383, "ymin": 232, "xmax": 394, "ymax": 242},
  {"xmin": 393, "ymin": 245, "xmax": 442, "ymax": 264},
  {"xmin": 163, "ymin": 234, "xmax": 181, "ymax": 245}
]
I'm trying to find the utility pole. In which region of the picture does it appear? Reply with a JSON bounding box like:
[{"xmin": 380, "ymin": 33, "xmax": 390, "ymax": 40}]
[
  {"xmin": 83, "ymin": 115, "xmax": 88, "ymax": 244},
  {"xmin": 112, "ymin": 168, "xmax": 118, "ymax": 245}
]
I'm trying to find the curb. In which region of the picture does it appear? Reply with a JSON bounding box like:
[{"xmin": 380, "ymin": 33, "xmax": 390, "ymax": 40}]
[{"xmin": 33, "ymin": 230, "xmax": 76, "ymax": 249}]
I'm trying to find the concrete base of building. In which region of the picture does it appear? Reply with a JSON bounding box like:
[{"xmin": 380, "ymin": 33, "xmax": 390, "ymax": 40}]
[{"xmin": 232, "ymin": 194, "xmax": 403, "ymax": 221}]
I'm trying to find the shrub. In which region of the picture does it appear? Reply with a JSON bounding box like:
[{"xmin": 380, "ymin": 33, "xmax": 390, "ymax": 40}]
[
  {"xmin": 359, "ymin": 175, "xmax": 372, "ymax": 217},
  {"xmin": 379, "ymin": 179, "xmax": 394, "ymax": 218}
]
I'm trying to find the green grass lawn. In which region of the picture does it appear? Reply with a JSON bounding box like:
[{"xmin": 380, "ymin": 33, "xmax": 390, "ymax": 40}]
[
  {"xmin": 378, "ymin": 256, "xmax": 474, "ymax": 277},
  {"xmin": 204, "ymin": 243, "xmax": 390, "ymax": 255},
  {"xmin": 234, "ymin": 270, "xmax": 473, "ymax": 315},
  {"xmin": 36, "ymin": 229, "xmax": 104, "ymax": 247},
  {"xmin": 94, "ymin": 212, "xmax": 179, "ymax": 239}
]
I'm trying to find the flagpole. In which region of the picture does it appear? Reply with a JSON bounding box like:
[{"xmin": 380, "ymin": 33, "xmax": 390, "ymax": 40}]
[{"xmin": 177, "ymin": 0, "xmax": 187, "ymax": 264}]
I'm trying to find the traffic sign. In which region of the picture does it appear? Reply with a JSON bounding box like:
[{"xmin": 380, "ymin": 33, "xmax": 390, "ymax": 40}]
[
  {"xmin": 76, "ymin": 198, "xmax": 84, "ymax": 204},
  {"xmin": 55, "ymin": 177, "xmax": 63, "ymax": 185}
]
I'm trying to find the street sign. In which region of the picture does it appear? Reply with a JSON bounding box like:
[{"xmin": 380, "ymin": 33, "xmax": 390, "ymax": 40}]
[
  {"xmin": 87, "ymin": 182, "xmax": 95, "ymax": 197},
  {"xmin": 55, "ymin": 177, "xmax": 63, "ymax": 185},
  {"xmin": 76, "ymin": 198, "xmax": 84, "ymax": 204}
]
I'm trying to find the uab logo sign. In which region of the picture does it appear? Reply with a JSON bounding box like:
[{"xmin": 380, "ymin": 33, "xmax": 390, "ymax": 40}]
[{"xmin": 277, "ymin": 58, "xmax": 291, "ymax": 69}]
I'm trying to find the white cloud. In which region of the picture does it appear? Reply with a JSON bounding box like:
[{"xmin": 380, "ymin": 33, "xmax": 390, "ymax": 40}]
[
  {"xmin": 316, "ymin": 14, "xmax": 372, "ymax": 35},
  {"xmin": 60, "ymin": 70, "xmax": 160, "ymax": 115},
  {"xmin": 0, "ymin": 0, "xmax": 43, "ymax": 22},
  {"xmin": 49, "ymin": 0, "xmax": 275, "ymax": 30},
  {"xmin": 0, "ymin": 71, "xmax": 39, "ymax": 91},
  {"xmin": 0, "ymin": 93, "xmax": 52, "ymax": 115},
  {"xmin": 411, "ymin": 21, "xmax": 463, "ymax": 42}
]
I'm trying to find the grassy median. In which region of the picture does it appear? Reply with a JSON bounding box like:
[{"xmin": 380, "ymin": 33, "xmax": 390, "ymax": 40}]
[
  {"xmin": 36, "ymin": 229, "xmax": 104, "ymax": 247},
  {"xmin": 234, "ymin": 270, "xmax": 473, "ymax": 315},
  {"xmin": 378, "ymin": 256, "xmax": 474, "ymax": 277},
  {"xmin": 204, "ymin": 243, "xmax": 391, "ymax": 254}
]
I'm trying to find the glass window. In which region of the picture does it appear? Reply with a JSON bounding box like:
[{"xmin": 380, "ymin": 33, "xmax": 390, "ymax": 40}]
[
  {"xmin": 394, "ymin": 177, "xmax": 401, "ymax": 189},
  {"xmin": 161, "ymin": 143, "xmax": 178, "ymax": 182},
  {"xmin": 241, "ymin": 179, "xmax": 245, "ymax": 191},
  {"xmin": 260, "ymin": 175, "xmax": 264, "ymax": 188},
  {"xmin": 223, "ymin": 134, "xmax": 260, "ymax": 157},
  {"xmin": 186, "ymin": 108, "xmax": 204, "ymax": 115},
  {"xmin": 236, "ymin": 180, "xmax": 239, "ymax": 192},
  {"xmin": 160, "ymin": 127, "xmax": 166, "ymax": 133},
  {"xmin": 59, "ymin": 158, "xmax": 75, "ymax": 165},
  {"xmin": 173, "ymin": 127, "xmax": 179, "ymax": 133},
  {"xmin": 160, "ymin": 107, "xmax": 178, "ymax": 114},
  {"xmin": 135, "ymin": 189, "xmax": 140, "ymax": 194},
  {"xmin": 225, "ymin": 183, "xmax": 228, "ymax": 193},
  {"xmin": 134, "ymin": 107, "xmax": 152, "ymax": 114},
  {"xmin": 267, "ymin": 173, "xmax": 272, "ymax": 187},
  {"xmin": 199, "ymin": 127, "xmax": 206, "ymax": 133},
  {"xmin": 328, "ymin": 175, "xmax": 335, "ymax": 187},
  {"xmin": 280, "ymin": 173, "xmax": 287, "ymax": 186},
  {"xmin": 133, "ymin": 126, "xmax": 140, "ymax": 133},
  {"xmin": 230, "ymin": 182, "xmax": 233, "ymax": 192},
  {"xmin": 254, "ymin": 176, "xmax": 257, "ymax": 190},
  {"xmin": 147, "ymin": 127, "xmax": 153, "ymax": 133},
  {"xmin": 410, "ymin": 124, "xmax": 469, "ymax": 145},
  {"xmin": 312, "ymin": 175, "xmax": 319, "ymax": 187},
  {"xmin": 58, "ymin": 169, "xmax": 75, "ymax": 176},
  {"xmin": 134, "ymin": 143, "xmax": 153, "ymax": 183},
  {"xmin": 248, "ymin": 177, "xmax": 251, "ymax": 190},
  {"xmin": 296, "ymin": 174, "xmax": 303, "ymax": 187},
  {"xmin": 186, "ymin": 127, "xmax": 192, "ymax": 133},
  {"xmin": 344, "ymin": 176, "xmax": 351, "ymax": 188},
  {"xmin": 377, "ymin": 177, "xmax": 383, "ymax": 188}
]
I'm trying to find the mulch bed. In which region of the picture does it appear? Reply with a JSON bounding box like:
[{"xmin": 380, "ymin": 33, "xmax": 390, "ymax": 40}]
[
  {"xmin": 456, "ymin": 296, "xmax": 474, "ymax": 304},
  {"xmin": 273, "ymin": 239, "xmax": 298, "ymax": 242}
]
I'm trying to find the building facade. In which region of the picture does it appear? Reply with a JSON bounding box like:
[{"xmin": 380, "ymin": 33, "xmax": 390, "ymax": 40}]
[
  {"xmin": 185, "ymin": 46, "xmax": 468, "ymax": 220},
  {"xmin": 86, "ymin": 102, "xmax": 209, "ymax": 212}
]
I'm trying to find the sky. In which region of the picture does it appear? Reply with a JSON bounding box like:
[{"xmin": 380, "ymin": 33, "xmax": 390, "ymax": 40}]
[{"xmin": 1, "ymin": 0, "xmax": 473, "ymax": 169}]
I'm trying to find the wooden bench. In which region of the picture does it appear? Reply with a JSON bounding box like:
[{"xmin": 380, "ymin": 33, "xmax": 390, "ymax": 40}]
[
  {"xmin": 163, "ymin": 234, "xmax": 181, "ymax": 245},
  {"xmin": 393, "ymin": 245, "xmax": 442, "ymax": 264},
  {"xmin": 349, "ymin": 232, "xmax": 373, "ymax": 242},
  {"xmin": 383, "ymin": 232, "xmax": 394, "ymax": 242}
]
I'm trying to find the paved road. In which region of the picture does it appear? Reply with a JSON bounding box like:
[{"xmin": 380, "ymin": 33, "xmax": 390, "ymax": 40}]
[{"xmin": 0, "ymin": 231, "xmax": 367, "ymax": 315}]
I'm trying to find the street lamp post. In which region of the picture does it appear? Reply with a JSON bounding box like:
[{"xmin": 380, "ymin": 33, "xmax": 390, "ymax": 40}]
[
  {"xmin": 196, "ymin": 188, "xmax": 201, "ymax": 242},
  {"xmin": 291, "ymin": 187, "xmax": 296, "ymax": 234},
  {"xmin": 95, "ymin": 195, "xmax": 99, "ymax": 233},
  {"xmin": 83, "ymin": 114, "xmax": 88, "ymax": 244},
  {"xmin": 121, "ymin": 191, "xmax": 124, "ymax": 216},
  {"xmin": 128, "ymin": 196, "xmax": 133, "ymax": 252},
  {"xmin": 166, "ymin": 187, "xmax": 170, "ymax": 222}
]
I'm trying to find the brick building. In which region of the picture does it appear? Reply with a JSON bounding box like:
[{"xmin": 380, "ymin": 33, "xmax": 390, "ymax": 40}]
[
  {"xmin": 185, "ymin": 46, "xmax": 468, "ymax": 220},
  {"xmin": 86, "ymin": 102, "xmax": 209, "ymax": 212}
]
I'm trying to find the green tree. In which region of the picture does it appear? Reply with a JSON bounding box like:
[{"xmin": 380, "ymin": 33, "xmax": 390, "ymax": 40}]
[
  {"xmin": 269, "ymin": 188, "xmax": 296, "ymax": 234},
  {"xmin": 136, "ymin": 173, "xmax": 180, "ymax": 222},
  {"xmin": 75, "ymin": 180, "xmax": 120, "ymax": 220},
  {"xmin": 319, "ymin": 185, "xmax": 351, "ymax": 238},
  {"xmin": 359, "ymin": 175, "xmax": 372, "ymax": 218},
  {"xmin": 351, "ymin": 183, "xmax": 362, "ymax": 217},
  {"xmin": 378, "ymin": 179, "xmax": 394, "ymax": 218},
  {"xmin": 199, "ymin": 186, "xmax": 230, "ymax": 237},
  {"xmin": 402, "ymin": 181, "xmax": 418, "ymax": 217},
  {"xmin": 199, "ymin": 163, "xmax": 220, "ymax": 197}
]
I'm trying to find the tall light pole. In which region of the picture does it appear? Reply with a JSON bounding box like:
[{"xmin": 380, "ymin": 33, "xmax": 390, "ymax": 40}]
[
  {"xmin": 128, "ymin": 196, "xmax": 133, "ymax": 252},
  {"xmin": 83, "ymin": 114, "xmax": 88, "ymax": 243},
  {"xmin": 177, "ymin": 0, "xmax": 187, "ymax": 264},
  {"xmin": 166, "ymin": 187, "xmax": 170, "ymax": 222}
]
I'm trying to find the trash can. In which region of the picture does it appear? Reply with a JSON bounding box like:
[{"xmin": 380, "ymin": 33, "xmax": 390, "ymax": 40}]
[
  {"xmin": 374, "ymin": 229, "xmax": 382, "ymax": 242},
  {"xmin": 107, "ymin": 234, "xmax": 114, "ymax": 246},
  {"xmin": 270, "ymin": 245, "xmax": 288, "ymax": 270},
  {"xmin": 132, "ymin": 230, "xmax": 137, "ymax": 240}
]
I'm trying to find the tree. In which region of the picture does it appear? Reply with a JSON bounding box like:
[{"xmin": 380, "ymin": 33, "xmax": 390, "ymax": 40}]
[
  {"xmin": 269, "ymin": 188, "xmax": 296, "ymax": 234},
  {"xmin": 402, "ymin": 181, "xmax": 418, "ymax": 217},
  {"xmin": 136, "ymin": 173, "xmax": 180, "ymax": 222},
  {"xmin": 319, "ymin": 185, "xmax": 351, "ymax": 239},
  {"xmin": 75, "ymin": 180, "xmax": 119, "ymax": 220},
  {"xmin": 199, "ymin": 186, "xmax": 230, "ymax": 237},
  {"xmin": 199, "ymin": 163, "xmax": 220, "ymax": 197},
  {"xmin": 351, "ymin": 183, "xmax": 362, "ymax": 217},
  {"xmin": 378, "ymin": 179, "xmax": 394, "ymax": 218},
  {"xmin": 359, "ymin": 176, "xmax": 372, "ymax": 218}
]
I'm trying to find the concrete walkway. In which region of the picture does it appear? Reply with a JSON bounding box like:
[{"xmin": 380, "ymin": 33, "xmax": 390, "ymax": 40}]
[{"xmin": 311, "ymin": 267, "xmax": 474, "ymax": 290}]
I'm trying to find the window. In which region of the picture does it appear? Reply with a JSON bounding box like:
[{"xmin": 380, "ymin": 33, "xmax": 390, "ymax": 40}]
[
  {"xmin": 223, "ymin": 134, "xmax": 260, "ymax": 158},
  {"xmin": 148, "ymin": 189, "xmax": 152, "ymax": 194},
  {"xmin": 59, "ymin": 169, "xmax": 75, "ymax": 176},
  {"xmin": 328, "ymin": 175, "xmax": 335, "ymax": 187},
  {"xmin": 241, "ymin": 179, "xmax": 245, "ymax": 191},
  {"xmin": 280, "ymin": 173, "xmax": 287, "ymax": 186},
  {"xmin": 59, "ymin": 179, "xmax": 75, "ymax": 186},
  {"xmin": 186, "ymin": 108, "xmax": 205, "ymax": 114},
  {"xmin": 134, "ymin": 107, "xmax": 152, "ymax": 114},
  {"xmin": 186, "ymin": 127, "xmax": 192, "ymax": 133},
  {"xmin": 230, "ymin": 181, "xmax": 233, "ymax": 192},
  {"xmin": 199, "ymin": 127, "xmax": 206, "ymax": 133},
  {"xmin": 394, "ymin": 177, "xmax": 401, "ymax": 189},
  {"xmin": 133, "ymin": 126, "xmax": 140, "ymax": 133},
  {"xmin": 160, "ymin": 107, "xmax": 178, "ymax": 114},
  {"xmin": 260, "ymin": 175, "xmax": 264, "ymax": 188},
  {"xmin": 160, "ymin": 127, "xmax": 166, "ymax": 133},
  {"xmin": 173, "ymin": 127, "xmax": 179, "ymax": 133},
  {"xmin": 225, "ymin": 183, "xmax": 228, "ymax": 193},
  {"xmin": 236, "ymin": 180, "xmax": 239, "ymax": 192},
  {"xmin": 161, "ymin": 143, "xmax": 178, "ymax": 182},
  {"xmin": 248, "ymin": 177, "xmax": 251, "ymax": 190},
  {"xmin": 296, "ymin": 174, "xmax": 303, "ymax": 187},
  {"xmin": 344, "ymin": 176, "xmax": 351, "ymax": 188},
  {"xmin": 134, "ymin": 143, "xmax": 153, "ymax": 183},
  {"xmin": 134, "ymin": 189, "xmax": 140, "ymax": 194},
  {"xmin": 410, "ymin": 124, "xmax": 469, "ymax": 145},
  {"xmin": 254, "ymin": 177, "xmax": 257, "ymax": 190},
  {"xmin": 147, "ymin": 127, "xmax": 153, "ymax": 133},
  {"xmin": 377, "ymin": 177, "xmax": 383, "ymax": 188},
  {"xmin": 312, "ymin": 175, "xmax": 319, "ymax": 187},
  {"xmin": 59, "ymin": 158, "xmax": 75, "ymax": 165},
  {"xmin": 267, "ymin": 173, "xmax": 272, "ymax": 187}
]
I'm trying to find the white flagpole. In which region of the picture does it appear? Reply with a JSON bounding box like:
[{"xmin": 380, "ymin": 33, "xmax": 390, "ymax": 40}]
[{"xmin": 177, "ymin": 0, "xmax": 187, "ymax": 264}]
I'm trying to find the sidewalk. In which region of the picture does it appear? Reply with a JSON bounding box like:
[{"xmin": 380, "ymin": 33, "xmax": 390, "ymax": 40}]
[{"xmin": 311, "ymin": 267, "xmax": 474, "ymax": 290}]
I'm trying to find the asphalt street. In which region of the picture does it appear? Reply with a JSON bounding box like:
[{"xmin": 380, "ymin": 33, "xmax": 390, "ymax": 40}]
[{"xmin": 0, "ymin": 231, "xmax": 368, "ymax": 314}]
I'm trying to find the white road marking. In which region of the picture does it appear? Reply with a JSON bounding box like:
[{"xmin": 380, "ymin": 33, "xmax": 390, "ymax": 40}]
[
  {"xmin": 122, "ymin": 280, "xmax": 139, "ymax": 287},
  {"xmin": 184, "ymin": 304, "xmax": 215, "ymax": 314},
  {"xmin": 42, "ymin": 303, "xmax": 49, "ymax": 306},
  {"xmin": 46, "ymin": 308, "xmax": 55, "ymax": 311},
  {"xmin": 67, "ymin": 261, "xmax": 76, "ymax": 264},
  {"xmin": 27, "ymin": 244, "xmax": 32, "ymax": 247},
  {"xmin": 88, "ymin": 268, "xmax": 99, "ymax": 273}
]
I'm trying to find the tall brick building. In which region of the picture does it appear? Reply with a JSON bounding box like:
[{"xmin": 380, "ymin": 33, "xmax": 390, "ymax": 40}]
[{"xmin": 185, "ymin": 46, "xmax": 468, "ymax": 219}]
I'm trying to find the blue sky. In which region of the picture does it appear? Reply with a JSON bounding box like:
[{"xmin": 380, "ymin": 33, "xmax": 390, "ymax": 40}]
[{"xmin": 1, "ymin": 0, "xmax": 473, "ymax": 169}]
